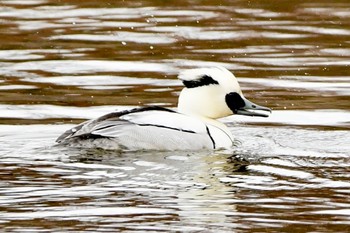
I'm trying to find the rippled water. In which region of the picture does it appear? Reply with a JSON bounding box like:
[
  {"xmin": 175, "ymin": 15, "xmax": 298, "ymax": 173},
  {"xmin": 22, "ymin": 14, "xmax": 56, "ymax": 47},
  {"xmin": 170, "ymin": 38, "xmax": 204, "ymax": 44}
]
[{"xmin": 1, "ymin": 0, "xmax": 350, "ymax": 232}]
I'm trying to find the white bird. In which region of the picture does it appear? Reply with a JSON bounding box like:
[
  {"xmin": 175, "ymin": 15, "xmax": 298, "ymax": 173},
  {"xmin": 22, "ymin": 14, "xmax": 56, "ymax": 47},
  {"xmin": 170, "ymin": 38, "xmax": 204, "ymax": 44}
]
[{"xmin": 56, "ymin": 66, "xmax": 271, "ymax": 151}]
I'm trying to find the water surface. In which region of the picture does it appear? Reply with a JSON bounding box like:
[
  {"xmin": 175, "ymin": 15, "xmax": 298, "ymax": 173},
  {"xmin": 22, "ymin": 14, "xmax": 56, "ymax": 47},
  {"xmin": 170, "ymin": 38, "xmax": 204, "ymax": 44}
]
[{"xmin": 0, "ymin": 0, "xmax": 350, "ymax": 232}]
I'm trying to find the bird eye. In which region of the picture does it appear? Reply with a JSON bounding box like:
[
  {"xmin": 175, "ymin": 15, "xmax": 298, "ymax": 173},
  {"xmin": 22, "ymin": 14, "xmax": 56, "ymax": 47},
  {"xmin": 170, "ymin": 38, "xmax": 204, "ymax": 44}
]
[{"xmin": 225, "ymin": 92, "xmax": 245, "ymax": 113}]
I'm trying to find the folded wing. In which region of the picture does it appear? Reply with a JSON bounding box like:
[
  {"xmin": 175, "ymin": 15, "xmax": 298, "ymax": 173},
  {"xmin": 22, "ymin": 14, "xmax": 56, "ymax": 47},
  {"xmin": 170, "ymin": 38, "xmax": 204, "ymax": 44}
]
[{"xmin": 56, "ymin": 106, "xmax": 214, "ymax": 150}]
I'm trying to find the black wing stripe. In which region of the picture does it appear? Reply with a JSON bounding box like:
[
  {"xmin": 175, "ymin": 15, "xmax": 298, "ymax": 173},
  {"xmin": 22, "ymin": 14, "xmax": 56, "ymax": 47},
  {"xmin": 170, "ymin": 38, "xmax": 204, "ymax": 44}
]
[
  {"xmin": 137, "ymin": 123, "xmax": 196, "ymax": 133},
  {"xmin": 206, "ymin": 126, "xmax": 216, "ymax": 149},
  {"xmin": 91, "ymin": 123, "xmax": 196, "ymax": 136},
  {"xmin": 97, "ymin": 106, "xmax": 176, "ymax": 122}
]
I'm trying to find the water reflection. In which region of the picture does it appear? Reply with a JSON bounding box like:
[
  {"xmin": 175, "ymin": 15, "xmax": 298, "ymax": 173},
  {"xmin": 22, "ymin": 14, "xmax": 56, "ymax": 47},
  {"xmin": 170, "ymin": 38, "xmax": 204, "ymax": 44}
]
[{"xmin": 1, "ymin": 124, "xmax": 350, "ymax": 231}]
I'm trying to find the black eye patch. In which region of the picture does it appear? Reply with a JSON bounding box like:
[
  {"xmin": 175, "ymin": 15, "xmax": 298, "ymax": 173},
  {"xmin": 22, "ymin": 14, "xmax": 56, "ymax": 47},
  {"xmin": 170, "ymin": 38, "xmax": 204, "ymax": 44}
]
[
  {"xmin": 225, "ymin": 92, "xmax": 245, "ymax": 113},
  {"xmin": 182, "ymin": 75, "xmax": 219, "ymax": 88}
]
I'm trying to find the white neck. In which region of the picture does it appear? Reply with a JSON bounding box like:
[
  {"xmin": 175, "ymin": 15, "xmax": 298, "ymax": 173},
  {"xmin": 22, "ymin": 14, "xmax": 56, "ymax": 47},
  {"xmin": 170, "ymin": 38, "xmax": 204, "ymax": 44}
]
[
  {"xmin": 178, "ymin": 89, "xmax": 234, "ymax": 143},
  {"xmin": 177, "ymin": 86, "xmax": 232, "ymax": 119}
]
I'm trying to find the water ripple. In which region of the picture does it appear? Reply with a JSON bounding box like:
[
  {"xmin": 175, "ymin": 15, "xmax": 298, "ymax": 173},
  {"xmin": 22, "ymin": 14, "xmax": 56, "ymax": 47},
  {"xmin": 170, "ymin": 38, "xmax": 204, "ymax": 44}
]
[{"xmin": 1, "ymin": 0, "xmax": 350, "ymax": 231}]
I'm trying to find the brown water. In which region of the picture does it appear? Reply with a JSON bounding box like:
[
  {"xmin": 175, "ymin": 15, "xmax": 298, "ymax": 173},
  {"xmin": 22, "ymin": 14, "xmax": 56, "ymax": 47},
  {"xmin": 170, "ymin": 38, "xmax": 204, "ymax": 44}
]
[{"xmin": 1, "ymin": 0, "xmax": 350, "ymax": 232}]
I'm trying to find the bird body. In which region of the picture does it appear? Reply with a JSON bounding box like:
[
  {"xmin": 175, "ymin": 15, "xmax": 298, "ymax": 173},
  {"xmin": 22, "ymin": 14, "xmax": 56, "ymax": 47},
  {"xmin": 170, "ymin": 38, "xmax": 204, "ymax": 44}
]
[
  {"xmin": 57, "ymin": 106, "xmax": 233, "ymax": 150},
  {"xmin": 56, "ymin": 66, "xmax": 271, "ymax": 151}
]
